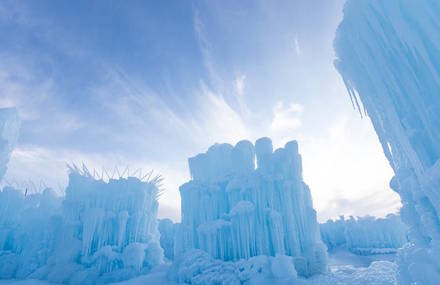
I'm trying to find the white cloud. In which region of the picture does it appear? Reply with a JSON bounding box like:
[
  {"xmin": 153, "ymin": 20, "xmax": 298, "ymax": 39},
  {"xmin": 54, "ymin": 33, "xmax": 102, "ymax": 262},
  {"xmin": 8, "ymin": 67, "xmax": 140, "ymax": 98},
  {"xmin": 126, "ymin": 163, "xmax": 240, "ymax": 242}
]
[
  {"xmin": 299, "ymin": 114, "xmax": 400, "ymax": 222},
  {"xmin": 294, "ymin": 34, "xmax": 302, "ymax": 56},
  {"xmin": 270, "ymin": 101, "xmax": 303, "ymax": 133},
  {"xmin": 234, "ymin": 74, "xmax": 246, "ymax": 97},
  {"xmin": 198, "ymin": 81, "xmax": 250, "ymax": 144}
]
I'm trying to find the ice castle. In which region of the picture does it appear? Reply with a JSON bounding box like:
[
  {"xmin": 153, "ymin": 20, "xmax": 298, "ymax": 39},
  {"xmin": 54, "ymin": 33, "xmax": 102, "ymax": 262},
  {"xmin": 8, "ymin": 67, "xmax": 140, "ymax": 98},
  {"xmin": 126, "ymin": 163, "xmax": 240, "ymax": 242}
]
[
  {"xmin": 335, "ymin": 0, "xmax": 440, "ymax": 283},
  {"xmin": 175, "ymin": 138, "xmax": 327, "ymax": 277}
]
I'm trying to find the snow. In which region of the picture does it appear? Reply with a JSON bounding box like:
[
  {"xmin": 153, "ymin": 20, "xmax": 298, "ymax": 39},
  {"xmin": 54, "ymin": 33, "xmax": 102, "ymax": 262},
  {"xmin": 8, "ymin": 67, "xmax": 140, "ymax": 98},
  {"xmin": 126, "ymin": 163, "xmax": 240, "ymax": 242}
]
[
  {"xmin": 335, "ymin": 0, "xmax": 440, "ymax": 283},
  {"xmin": 0, "ymin": 108, "xmax": 20, "ymax": 183},
  {"xmin": 169, "ymin": 249, "xmax": 298, "ymax": 285},
  {"xmin": 320, "ymin": 214, "xmax": 407, "ymax": 253},
  {"xmin": 176, "ymin": 138, "xmax": 327, "ymax": 277}
]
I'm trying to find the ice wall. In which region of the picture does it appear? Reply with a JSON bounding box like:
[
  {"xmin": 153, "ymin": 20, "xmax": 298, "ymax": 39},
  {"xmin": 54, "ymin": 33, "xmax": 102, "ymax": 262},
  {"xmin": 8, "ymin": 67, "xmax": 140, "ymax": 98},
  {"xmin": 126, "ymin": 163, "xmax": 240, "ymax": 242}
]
[
  {"xmin": 0, "ymin": 187, "xmax": 62, "ymax": 279},
  {"xmin": 320, "ymin": 214, "xmax": 408, "ymax": 254},
  {"xmin": 0, "ymin": 108, "xmax": 20, "ymax": 182},
  {"xmin": 175, "ymin": 138, "xmax": 327, "ymax": 277},
  {"xmin": 159, "ymin": 218, "xmax": 177, "ymax": 261},
  {"xmin": 335, "ymin": 0, "xmax": 440, "ymax": 283},
  {"xmin": 0, "ymin": 170, "xmax": 163, "ymax": 284}
]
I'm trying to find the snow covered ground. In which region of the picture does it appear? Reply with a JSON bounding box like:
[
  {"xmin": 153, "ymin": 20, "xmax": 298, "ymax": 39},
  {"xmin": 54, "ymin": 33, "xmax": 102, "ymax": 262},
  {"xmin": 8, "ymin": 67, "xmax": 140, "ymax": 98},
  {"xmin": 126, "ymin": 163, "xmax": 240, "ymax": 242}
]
[{"xmin": 0, "ymin": 257, "xmax": 398, "ymax": 285}]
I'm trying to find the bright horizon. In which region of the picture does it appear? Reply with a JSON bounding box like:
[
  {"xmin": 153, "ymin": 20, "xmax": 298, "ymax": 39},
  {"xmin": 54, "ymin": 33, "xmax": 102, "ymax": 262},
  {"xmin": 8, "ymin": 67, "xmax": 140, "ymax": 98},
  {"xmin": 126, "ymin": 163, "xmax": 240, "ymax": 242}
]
[{"xmin": 0, "ymin": 0, "xmax": 400, "ymax": 222}]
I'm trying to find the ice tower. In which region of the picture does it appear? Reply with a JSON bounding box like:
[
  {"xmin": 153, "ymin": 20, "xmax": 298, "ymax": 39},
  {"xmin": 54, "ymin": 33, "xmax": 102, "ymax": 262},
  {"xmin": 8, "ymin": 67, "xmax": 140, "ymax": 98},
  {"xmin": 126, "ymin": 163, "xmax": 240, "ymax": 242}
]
[
  {"xmin": 0, "ymin": 108, "xmax": 20, "ymax": 182},
  {"xmin": 0, "ymin": 168, "xmax": 164, "ymax": 284},
  {"xmin": 175, "ymin": 138, "xmax": 327, "ymax": 277},
  {"xmin": 335, "ymin": 0, "xmax": 440, "ymax": 283}
]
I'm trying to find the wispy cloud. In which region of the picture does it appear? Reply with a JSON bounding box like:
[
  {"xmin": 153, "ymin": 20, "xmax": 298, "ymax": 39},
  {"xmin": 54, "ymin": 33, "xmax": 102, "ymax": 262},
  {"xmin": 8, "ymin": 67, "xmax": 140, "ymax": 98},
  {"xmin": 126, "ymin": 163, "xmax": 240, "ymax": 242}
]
[
  {"xmin": 234, "ymin": 74, "xmax": 246, "ymax": 97},
  {"xmin": 0, "ymin": 0, "xmax": 397, "ymax": 223},
  {"xmin": 270, "ymin": 101, "xmax": 303, "ymax": 133},
  {"xmin": 294, "ymin": 34, "xmax": 302, "ymax": 56}
]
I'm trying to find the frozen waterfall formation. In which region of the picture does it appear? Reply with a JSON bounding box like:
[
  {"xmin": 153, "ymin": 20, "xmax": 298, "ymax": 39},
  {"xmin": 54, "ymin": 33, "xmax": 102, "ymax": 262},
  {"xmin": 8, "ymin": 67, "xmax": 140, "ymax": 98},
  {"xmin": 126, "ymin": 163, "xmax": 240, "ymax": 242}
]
[
  {"xmin": 0, "ymin": 169, "xmax": 163, "ymax": 284},
  {"xmin": 320, "ymin": 214, "xmax": 407, "ymax": 255},
  {"xmin": 335, "ymin": 0, "xmax": 440, "ymax": 284},
  {"xmin": 175, "ymin": 137, "xmax": 327, "ymax": 277},
  {"xmin": 0, "ymin": 108, "xmax": 20, "ymax": 182}
]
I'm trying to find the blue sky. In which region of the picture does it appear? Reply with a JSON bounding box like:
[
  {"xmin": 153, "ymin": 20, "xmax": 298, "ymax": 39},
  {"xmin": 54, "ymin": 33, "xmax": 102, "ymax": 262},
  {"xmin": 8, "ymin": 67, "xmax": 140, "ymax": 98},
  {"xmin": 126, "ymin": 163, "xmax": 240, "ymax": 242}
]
[{"xmin": 0, "ymin": 0, "xmax": 401, "ymax": 221}]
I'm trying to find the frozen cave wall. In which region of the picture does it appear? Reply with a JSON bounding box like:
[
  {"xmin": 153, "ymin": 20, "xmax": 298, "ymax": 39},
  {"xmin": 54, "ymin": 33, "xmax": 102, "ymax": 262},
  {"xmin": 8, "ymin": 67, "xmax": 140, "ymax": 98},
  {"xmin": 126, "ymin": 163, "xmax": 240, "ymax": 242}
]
[
  {"xmin": 0, "ymin": 108, "xmax": 20, "ymax": 182},
  {"xmin": 0, "ymin": 170, "xmax": 163, "ymax": 284},
  {"xmin": 175, "ymin": 137, "xmax": 327, "ymax": 277},
  {"xmin": 320, "ymin": 214, "xmax": 408, "ymax": 255},
  {"xmin": 335, "ymin": 0, "xmax": 440, "ymax": 283}
]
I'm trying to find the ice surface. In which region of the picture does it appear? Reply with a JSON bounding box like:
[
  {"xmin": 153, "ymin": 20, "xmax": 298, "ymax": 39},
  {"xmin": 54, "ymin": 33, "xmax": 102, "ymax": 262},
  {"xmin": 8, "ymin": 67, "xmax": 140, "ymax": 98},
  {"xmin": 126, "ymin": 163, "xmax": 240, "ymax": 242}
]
[
  {"xmin": 159, "ymin": 219, "xmax": 177, "ymax": 261},
  {"xmin": 0, "ymin": 169, "xmax": 163, "ymax": 284},
  {"xmin": 335, "ymin": 0, "xmax": 440, "ymax": 283},
  {"xmin": 0, "ymin": 108, "xmax": 20, "ymax": 183},
  {"xmin": 320, "ymin": 215, "xmax": 407, "ymax": 254},
  {"xmin": 175, "ymin": 138, "xmax": 327, "ymax": 277}
]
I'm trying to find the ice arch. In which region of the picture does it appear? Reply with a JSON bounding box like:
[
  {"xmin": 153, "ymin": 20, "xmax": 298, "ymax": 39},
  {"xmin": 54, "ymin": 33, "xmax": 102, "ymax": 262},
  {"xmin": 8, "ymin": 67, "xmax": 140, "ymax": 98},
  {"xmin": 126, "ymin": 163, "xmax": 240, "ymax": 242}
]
[{"xmin": 334, "ymin": 0, "xmax": 440, "ymax": 284}]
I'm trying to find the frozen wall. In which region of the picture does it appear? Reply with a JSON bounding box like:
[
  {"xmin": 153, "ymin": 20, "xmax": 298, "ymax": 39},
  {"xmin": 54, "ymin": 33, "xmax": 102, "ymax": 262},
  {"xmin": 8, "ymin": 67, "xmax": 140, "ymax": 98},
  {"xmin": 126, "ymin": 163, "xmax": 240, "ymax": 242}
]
[
  {"xmin": 0, "ymin": 108, "xmax": 20, "ymax": 182},
  {"xmin": 335, "ymin": 0, "xmax": 440, "ymax": 283},
  {"xmin": 175, "ymin": 138, "xmax": 327, "ymax": 277},
  {"xmin": 0, "ymin": 170, "xmax": 163, "ymax": 284},
  {"xmin": 159, "ymin": 218, "xmax": 177, "ymax": 261},
  {"xmin": 320, "ymin": 214, "xmax": 408, "ymax": 254}
]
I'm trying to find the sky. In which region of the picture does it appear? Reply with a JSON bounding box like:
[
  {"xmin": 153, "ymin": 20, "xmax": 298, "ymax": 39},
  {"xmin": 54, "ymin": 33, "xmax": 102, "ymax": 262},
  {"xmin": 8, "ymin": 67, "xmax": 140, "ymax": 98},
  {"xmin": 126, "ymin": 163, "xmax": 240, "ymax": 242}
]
[{"xmin": 0, "ymin": 0, "xmax": 401, "ymax": 222}]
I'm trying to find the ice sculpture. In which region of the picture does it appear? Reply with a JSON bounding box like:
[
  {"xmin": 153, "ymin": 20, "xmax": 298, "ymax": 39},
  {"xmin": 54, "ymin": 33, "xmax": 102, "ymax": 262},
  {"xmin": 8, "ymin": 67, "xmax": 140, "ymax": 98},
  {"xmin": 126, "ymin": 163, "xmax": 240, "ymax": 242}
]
[
  {"xmin": 335, "ymin": 0, "xmax": 440, "ymax": 283},
  {"xmin": 159, "ymin": 218, "xmax": 177, "ymax": 261},
  {"xmin": 320, "ymin": 214, "xmax": 408, "ymax": 254},
  {"xmin": 175, "ymin": 137, "xmax": 327, "ymax": 277},
  {"xmin": 0, "ymin": 168, "xmax": 163, "ymax": 284},
  {"xmin": 0, "ymin": 187, "xmax": 62, "ymax": 279},
  {"xmin": 0, "ymin": 108, "xmax": 20, "ymax": 182}
]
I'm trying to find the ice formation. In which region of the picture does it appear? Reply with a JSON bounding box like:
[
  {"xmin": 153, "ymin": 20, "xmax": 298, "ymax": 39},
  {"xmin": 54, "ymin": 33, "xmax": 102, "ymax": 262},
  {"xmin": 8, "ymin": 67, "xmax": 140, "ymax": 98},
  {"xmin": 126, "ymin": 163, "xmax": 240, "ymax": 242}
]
[
  {"xmin": 169, "ymin": 249, "xmax": 298, "ymax": 285},
  {"xmin": 335, "ymin": 0, "xmax": 440, "ymax": 283},
  {"xmin": 0, "ymin": 108, "xmax": 20, "ymax": 182},
  {"xmin": 320, "ymin": 214, "xmax": 407, "ymax": 254},
  {"xmin": 175, "ymin": 138, "xmax": 327, "ymax": 277},
  {"xmin": 0, "ymin": 169, "xmax": 163, "ymax": 284},
  {"xmin": 158, "ymin": 219, "xmax": 177, "ymax": 261}
]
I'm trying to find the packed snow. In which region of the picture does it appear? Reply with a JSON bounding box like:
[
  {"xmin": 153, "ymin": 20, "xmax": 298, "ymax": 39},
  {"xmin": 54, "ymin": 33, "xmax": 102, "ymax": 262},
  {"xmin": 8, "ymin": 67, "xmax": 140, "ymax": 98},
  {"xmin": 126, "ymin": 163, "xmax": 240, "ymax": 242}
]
[
  {"xmin": 175, "ymin": 138, "xmax": 327, "ymax": 277},
  {"xmin": 335, "ymin": 0, "xmax": 440, "ymax": 283}
]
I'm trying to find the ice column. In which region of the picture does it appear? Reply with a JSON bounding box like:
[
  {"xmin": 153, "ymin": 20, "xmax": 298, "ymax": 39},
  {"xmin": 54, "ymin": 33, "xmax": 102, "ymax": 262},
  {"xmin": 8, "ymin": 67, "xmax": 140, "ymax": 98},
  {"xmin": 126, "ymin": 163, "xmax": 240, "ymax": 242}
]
[
  {"xmin": 335, "ymin": 1, "xmax": 440, "ymax": 283},
  {"xmin": 176, "ymin": 138, "xmax": 327, "ymax": 277}
]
